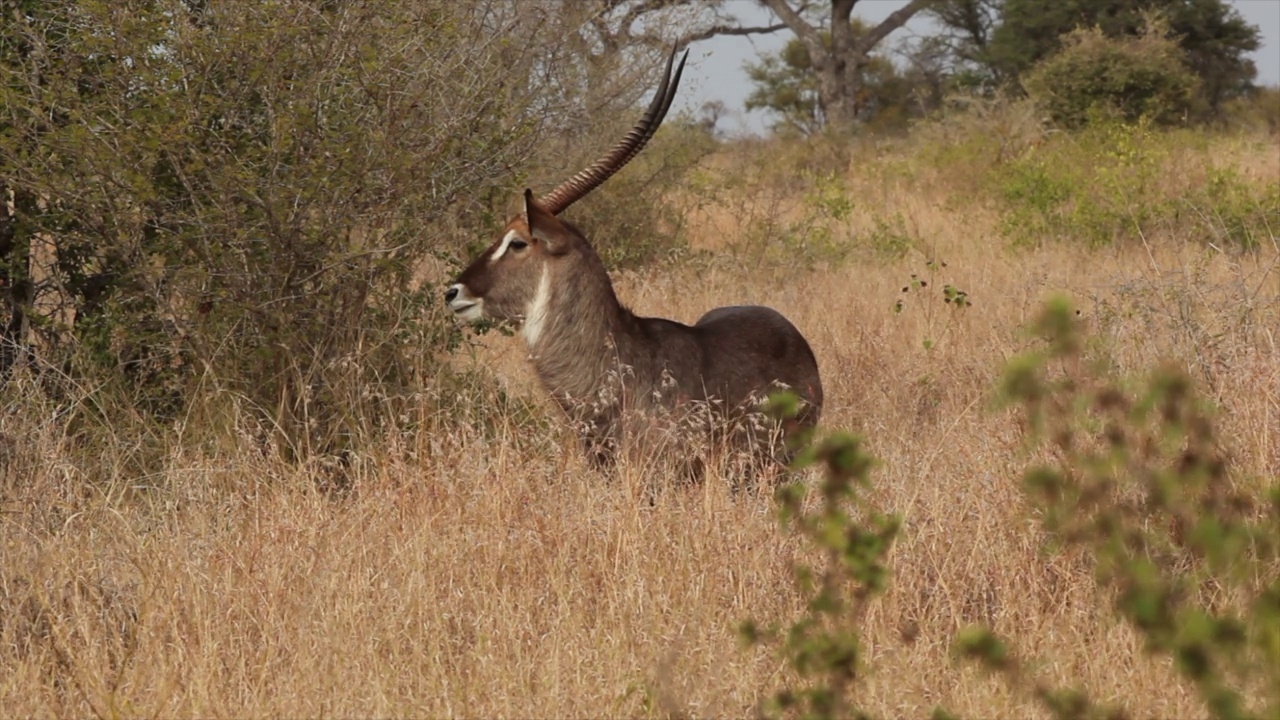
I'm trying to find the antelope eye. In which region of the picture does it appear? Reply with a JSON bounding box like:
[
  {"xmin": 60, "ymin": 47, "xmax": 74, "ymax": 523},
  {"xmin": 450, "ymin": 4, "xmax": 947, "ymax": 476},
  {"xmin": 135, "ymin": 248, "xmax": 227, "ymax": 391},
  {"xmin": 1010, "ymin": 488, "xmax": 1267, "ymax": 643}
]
[{"xmin": 509, "ymin": 239, "xmax": 529, "ymax": 251}]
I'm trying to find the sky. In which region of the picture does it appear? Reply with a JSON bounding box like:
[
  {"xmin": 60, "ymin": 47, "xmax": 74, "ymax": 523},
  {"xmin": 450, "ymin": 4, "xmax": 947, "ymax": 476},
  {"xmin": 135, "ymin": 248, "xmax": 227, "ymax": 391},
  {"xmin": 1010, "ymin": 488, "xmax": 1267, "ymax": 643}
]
[{"xmin": 671, "ymin": 0, "xmax": 1280, "ymax": 135}]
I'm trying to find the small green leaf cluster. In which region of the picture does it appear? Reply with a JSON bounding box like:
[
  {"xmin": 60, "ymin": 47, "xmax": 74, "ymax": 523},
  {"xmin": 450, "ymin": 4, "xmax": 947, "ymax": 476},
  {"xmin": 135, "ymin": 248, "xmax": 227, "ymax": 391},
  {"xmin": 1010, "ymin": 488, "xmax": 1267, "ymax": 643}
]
[{"xmin": 893, "ymin": 260, "xmax": 972, "ymax": 352}]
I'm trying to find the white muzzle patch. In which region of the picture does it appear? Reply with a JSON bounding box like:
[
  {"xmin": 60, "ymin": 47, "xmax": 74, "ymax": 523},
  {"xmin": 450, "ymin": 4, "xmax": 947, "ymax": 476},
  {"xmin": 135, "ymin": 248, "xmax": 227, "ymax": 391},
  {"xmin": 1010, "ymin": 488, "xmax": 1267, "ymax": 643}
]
[{"xmin": 448, "ymin": 284, "xmax": 484, "ymax": 322}]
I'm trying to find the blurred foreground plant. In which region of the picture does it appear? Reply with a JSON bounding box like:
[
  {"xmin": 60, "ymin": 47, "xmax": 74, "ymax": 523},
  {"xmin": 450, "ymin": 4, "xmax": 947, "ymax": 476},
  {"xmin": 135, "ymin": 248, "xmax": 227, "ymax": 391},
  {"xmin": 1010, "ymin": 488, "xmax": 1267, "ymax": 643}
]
[
  {"xmin": 955, "ymin": 297, "xmax": 1280, "ymax": 719},
  {"xmin": 740, "ymin": 391, "xmax": 900, "ymax": 720}
]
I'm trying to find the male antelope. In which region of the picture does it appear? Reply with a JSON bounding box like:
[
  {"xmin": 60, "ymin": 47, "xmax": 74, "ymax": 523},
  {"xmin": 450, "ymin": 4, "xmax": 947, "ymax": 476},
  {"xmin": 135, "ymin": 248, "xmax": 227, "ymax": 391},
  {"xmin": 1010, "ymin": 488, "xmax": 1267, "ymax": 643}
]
[{"xmin": 445, "ymin": 49, "xmax": 823, "ymax": 474}]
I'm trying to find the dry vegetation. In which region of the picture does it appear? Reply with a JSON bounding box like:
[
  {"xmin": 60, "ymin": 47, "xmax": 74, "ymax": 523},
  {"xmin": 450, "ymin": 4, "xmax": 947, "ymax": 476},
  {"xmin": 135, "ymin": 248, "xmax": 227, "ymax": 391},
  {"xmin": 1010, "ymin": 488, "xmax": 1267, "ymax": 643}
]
[{"xmin": 2, "ymin": 118, "xmax": 1278, "ymax": 717}]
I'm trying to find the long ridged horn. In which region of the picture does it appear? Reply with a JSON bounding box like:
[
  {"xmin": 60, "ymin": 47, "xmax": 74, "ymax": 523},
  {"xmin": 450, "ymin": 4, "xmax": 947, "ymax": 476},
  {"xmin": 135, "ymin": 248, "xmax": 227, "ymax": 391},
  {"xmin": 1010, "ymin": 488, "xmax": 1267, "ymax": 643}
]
[{"xmin": 538, "ymin": 47, "xmax": 688, "ymax": 215}]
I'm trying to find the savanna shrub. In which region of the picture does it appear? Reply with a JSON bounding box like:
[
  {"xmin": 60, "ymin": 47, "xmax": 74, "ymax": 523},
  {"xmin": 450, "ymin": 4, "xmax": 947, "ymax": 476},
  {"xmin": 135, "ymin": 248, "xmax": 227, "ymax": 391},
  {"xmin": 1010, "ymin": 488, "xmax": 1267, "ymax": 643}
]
[
  {"xmin": 0, "ymin": 1, "xmax": 571, "ymax": 456},
  {"xmin": 1024, "ymin": 21, "xmax": 1198, "ymax": 130},
  {"xmin": 741, "ymin": 393, "xmax": 899, "ymax": 720},
  {"xmin": 746, "ymin": 302, "xmax": 1278, "ymax": 719},
  {"xmin": 1222, "ymin": 86, "xmax": 1280, "ymax": 136},
  {"xmin": 992, "ymin": 119, "xmax": 1278, "ymax": 249},
  {"xmin": 996, "ymin": 120, "xmax": 1168, "ymax": 246}
]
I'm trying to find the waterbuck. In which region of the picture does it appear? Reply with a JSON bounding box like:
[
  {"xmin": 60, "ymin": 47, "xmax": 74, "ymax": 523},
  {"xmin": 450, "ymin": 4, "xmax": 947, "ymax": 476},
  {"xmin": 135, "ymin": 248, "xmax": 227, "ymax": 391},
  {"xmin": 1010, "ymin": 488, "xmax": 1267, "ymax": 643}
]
[{"xmin": 445, "ymin": 49, "xmax": 823, "ymax": 476}]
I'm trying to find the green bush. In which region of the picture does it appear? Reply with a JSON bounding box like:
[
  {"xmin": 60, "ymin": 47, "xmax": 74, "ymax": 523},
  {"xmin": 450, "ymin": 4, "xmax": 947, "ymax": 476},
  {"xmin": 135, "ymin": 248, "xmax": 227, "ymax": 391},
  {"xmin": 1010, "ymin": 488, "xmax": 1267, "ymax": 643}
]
[
  {"xmin": 1194, "ymin": 167, "xmax": 1280, "ymax": 250},
  {"xmin": 1222, "ymin": 86, "xmax": 1280, "ymax": 135},
  {"xmin": 990, "ymin": 120, "xmax": 1278, "ymax": 249},
  {"xmin": 713, "ymin": 159, "xmax": 870, "ymax": 271},
  {"xmin": 1024, "ymin": 22, "xmax": 1199, "ymax": 130},
  {"xmin": 0, "ymin": 1, "xmax": 566, "ymax": 456},
  {"xmin": 997, "ymin": 120, "xmax": 1169, "ymax": 246}
]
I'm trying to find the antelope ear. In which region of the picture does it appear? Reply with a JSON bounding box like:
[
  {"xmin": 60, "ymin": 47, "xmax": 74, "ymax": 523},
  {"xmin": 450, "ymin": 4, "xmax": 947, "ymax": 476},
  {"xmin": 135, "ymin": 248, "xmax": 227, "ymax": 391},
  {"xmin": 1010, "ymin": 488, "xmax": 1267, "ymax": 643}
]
[{"xmin": 524, "ymin": 188, "xmax": 571, "ymax": 255}]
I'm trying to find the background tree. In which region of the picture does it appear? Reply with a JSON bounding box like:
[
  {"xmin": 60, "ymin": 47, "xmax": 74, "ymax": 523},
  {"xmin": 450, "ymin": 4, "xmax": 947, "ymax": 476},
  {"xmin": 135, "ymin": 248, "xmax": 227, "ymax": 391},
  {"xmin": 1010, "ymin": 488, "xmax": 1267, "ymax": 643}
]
[
  {"xmin": 753, "ymin": 0, "xmax": 935, "ymax": 131},
  {"xmin": 745, "ymin": 21, "xmax": 927, "ymax": 135},
  {"xmin": 525, "ymin": 0, "xmax": 788, "ymax": 132},
  {"xmin": 986, "ymin": 0, "xmax": 1260, "ymax": 116},
  {"xmin": 924, "ymin": 0, "xmax": 1003, "ymax": 88},
  {"xmin": 496, "ymin": 1, "xmax": 791, "ymax": 270}
]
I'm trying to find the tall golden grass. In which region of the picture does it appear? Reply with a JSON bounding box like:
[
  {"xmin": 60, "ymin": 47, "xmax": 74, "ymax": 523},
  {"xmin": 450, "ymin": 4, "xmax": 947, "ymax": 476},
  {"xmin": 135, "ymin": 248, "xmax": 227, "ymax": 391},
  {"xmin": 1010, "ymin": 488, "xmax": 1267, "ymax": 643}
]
[{"xmin": 2, "ymin": 123, "xmax": 1277, "ymax": 717}]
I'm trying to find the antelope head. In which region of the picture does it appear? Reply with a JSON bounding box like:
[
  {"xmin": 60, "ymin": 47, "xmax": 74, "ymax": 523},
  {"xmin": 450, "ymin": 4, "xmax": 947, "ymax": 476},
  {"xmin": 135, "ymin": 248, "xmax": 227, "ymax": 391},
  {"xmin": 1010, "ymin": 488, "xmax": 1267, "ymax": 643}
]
[
  {"xmin": 445, "ymin": 48, "xmax": 688, "ymax": 342},
  {"xmin": 444, "ymin": 191, "xmax": 576, "ymax": 346}
]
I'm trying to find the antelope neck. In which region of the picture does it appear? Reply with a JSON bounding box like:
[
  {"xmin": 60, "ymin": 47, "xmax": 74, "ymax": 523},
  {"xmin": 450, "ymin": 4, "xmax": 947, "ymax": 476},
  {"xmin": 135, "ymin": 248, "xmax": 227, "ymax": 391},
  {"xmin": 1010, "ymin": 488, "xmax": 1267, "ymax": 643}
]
[{"xmin": 525, "ymin": 261, "xmax": 631, "ymax": 407}]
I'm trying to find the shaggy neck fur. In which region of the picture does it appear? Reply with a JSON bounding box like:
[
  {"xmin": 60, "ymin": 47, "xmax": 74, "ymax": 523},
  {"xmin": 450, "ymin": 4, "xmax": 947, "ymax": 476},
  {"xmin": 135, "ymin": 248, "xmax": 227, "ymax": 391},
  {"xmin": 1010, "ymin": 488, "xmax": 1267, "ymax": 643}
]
[{"xmin": 523, "ymin": 243, "xmax": 634, "ymax": 419}]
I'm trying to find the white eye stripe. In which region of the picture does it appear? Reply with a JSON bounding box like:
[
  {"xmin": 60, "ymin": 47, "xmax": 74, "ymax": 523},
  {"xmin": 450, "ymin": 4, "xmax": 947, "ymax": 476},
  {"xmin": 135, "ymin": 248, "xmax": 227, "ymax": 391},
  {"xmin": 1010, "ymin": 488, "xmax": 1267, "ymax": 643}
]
[{"xmin": 489, "ymin": 229, "xmax": 527, "ymax": 264}]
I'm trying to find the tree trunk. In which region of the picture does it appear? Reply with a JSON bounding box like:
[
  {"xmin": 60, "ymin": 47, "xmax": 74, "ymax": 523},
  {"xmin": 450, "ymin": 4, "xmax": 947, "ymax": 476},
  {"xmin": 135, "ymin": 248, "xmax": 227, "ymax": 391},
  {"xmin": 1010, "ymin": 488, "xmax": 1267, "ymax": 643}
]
[
  {"xmin": 817, "ymin": 62, "xmax": 861, "ymax": 128},
  {"xmin": 825, "ymin": 0, "xmax": 860, "ymax": 128}
]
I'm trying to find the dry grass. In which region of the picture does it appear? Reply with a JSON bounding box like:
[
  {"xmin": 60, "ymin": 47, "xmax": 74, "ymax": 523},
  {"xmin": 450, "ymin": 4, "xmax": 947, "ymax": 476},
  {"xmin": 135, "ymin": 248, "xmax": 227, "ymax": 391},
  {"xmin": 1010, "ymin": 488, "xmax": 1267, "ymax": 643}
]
[{"xmin": 2, "ymin": 128, "xmax": 1278, "ymax": 718}]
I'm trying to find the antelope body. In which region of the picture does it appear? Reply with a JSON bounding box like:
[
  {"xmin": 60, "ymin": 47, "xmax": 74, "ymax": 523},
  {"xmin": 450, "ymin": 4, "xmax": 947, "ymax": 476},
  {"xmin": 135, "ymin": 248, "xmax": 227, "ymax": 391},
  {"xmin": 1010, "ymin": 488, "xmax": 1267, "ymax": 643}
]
[{"xmin": 446, "ymin": 50, "xmax": 822, "ymax": 473}]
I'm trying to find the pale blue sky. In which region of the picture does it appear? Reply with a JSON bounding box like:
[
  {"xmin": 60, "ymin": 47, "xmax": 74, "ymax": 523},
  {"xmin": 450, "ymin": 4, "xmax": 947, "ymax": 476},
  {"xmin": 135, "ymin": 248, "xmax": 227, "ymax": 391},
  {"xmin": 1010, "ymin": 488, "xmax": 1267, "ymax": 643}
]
[{"xmin": 675, "ymin": 0, "xmax": 1280, "ymax": 135}]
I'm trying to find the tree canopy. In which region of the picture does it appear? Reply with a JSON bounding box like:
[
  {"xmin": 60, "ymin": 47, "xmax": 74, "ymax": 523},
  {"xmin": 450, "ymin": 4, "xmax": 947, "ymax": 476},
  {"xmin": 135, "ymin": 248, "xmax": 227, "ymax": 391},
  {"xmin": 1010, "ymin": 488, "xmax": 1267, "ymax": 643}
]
[
  {"xmin": 744, "ymin": 22, "xmax": 927, "ymax": 135},
  {"xmin": 752, "ymin": 0, "xmax": 933, "ymax": 132},
  {"xmin": 986, "ymin": 0, "xmax": 1260, "ymax": 115}
]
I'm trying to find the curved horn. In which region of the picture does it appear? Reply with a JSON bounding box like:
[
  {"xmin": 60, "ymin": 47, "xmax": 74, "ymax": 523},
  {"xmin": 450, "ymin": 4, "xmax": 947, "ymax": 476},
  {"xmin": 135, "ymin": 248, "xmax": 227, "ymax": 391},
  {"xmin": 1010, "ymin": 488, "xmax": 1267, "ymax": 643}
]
[{"xmin": 538, "ymin": 47, "xmax": 689, "ymax": 215}]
